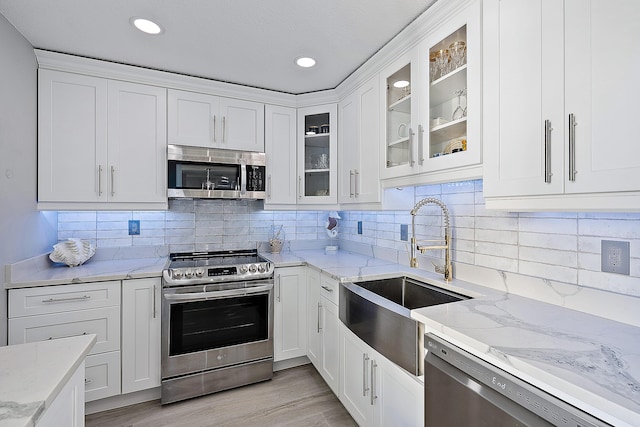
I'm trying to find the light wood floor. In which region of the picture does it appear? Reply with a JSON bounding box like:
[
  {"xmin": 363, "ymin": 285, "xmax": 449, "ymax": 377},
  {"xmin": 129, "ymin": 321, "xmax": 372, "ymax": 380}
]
[{"xmin": 86, "ymin": 364, "xmax": 357, "ymax": 427}]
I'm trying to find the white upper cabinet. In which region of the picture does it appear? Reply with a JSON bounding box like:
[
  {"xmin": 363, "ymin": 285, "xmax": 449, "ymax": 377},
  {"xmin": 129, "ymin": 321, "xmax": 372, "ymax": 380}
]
[
  {"xmin": 38, "ymin": 69, "xmax": 167, "ymax": 210},
  {"xmin": 168, "ymin": 89, "xmax": 265, "ymax": 152},
  {"xmin": 483, "ymin": 0, "xmax": 640, "ymax": 210},
  {"xmin": 297, "ymin": 104, "xmax": 338, "ymax": 205},
  {"xmin": 264, "ymin": 105, "xmax": 298, "ymax": 206},
  {"xmin": 380, "ymin": 0, "xmax": 482, "ymax": 187},
  {"xmin": 339, "ymin": 75, "xmax": 381, "ymax": 205}
]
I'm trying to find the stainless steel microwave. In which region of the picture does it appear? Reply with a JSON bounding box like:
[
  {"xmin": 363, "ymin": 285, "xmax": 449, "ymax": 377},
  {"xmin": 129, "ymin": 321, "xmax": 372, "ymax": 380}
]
[{"xmin": 167, "ymin": 145, "xmax": 266, "ymax": 199}]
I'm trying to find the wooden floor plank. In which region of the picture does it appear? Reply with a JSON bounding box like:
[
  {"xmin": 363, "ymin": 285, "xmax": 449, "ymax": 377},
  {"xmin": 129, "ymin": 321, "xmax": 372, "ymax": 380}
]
[{"xmin": 86, "ymin": 364, "xmax": 357, "ymax": 427}]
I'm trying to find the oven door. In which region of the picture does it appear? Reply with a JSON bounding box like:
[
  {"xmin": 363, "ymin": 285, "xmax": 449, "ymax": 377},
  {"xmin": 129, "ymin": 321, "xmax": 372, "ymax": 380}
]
[{"xmin": 162, "ymin": 281, "xmax": 274, "ymax": 379}]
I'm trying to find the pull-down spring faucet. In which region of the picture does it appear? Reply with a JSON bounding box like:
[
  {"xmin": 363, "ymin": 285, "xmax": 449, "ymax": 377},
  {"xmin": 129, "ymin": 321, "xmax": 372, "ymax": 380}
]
[{"xmin": 409, "ymin": 197, "xmax": 453, "ymax": 281}]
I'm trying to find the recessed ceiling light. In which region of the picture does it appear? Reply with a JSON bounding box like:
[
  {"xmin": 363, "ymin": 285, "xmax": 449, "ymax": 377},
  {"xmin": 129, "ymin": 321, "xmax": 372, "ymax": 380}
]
[
  {"xmin": 131, "ymin": 17, "xmax": 163, "ymax": 35},
  {"xmin": 296, "ymin": 57, "xmax": 317, "ymax": 68},
  {"xmin": 393, "ymin": 80, "xmax": 410, "ymax": 88}
]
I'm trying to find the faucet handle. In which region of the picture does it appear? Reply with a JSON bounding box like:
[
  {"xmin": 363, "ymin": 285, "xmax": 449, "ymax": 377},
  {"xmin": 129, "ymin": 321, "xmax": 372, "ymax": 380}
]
[{"xmin": 431, "ymin": 261, "xmax": 445, "ymax": 275}]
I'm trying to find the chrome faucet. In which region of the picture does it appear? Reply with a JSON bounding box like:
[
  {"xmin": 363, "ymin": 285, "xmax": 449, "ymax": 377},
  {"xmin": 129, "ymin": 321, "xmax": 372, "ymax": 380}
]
[{"xmin": 409, "ymin": 197, "xmax": 452, "ymax": 281}]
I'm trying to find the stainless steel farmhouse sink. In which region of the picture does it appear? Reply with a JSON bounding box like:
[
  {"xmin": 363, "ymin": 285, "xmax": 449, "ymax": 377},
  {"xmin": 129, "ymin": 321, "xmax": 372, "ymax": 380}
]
[{"xmin": 339, "ymin": 276, "xmax": 469, "ymax": 376}]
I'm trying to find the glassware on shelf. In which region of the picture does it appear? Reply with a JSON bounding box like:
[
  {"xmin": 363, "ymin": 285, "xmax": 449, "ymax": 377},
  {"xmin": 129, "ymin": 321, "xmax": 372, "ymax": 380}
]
[
  {"xmin": 429, "ymin": 52, "xmax": 438, "ymax": 81},
  {"xmin": 452, "ymin": 89, "xmax": 467, "ymax": 121},
  {"xmin": 449, "ymin": 41, "xmax": 466, "ymax": 70},
  {"xmin": 433, "ymin": 49, "xmax": 450, "ymax": 78}
]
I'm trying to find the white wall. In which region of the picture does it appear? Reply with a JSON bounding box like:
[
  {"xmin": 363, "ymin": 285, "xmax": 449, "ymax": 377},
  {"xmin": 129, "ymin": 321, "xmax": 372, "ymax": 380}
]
[{"xmin": 0, "ymin": 14, "xmax": 58, "ymax": 345}]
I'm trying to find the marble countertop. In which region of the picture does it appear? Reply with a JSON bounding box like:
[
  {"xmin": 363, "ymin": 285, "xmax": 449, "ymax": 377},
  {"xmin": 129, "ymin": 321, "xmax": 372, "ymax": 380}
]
[
  {"xmin": 5, "ymin": 246, "xmax": 168, "ymax": 289},
  {"xmin": 266, "ymin": 249, "xmax": 640, "ymax": 427},
  {"xmin": 0, "ymin": 335, "xmax": 96, "ymax": 427}
]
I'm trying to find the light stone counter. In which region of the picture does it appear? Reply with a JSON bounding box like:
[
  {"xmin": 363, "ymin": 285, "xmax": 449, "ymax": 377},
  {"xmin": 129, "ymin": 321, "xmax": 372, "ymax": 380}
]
[
  {"xmin": 0, "ymin": 334, "xmax": 96, "ymax": 427},
  {"xmin": 5, "ymin": 246, "xmax": 168, "ymax": 289},
  {"xmin": 265, "ymin": 248, "xmax": 640, "ymax": 426}
]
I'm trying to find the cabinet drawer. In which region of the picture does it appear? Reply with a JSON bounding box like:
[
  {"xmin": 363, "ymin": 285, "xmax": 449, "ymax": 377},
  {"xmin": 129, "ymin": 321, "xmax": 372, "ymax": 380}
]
[
  {"xmin": 9, "ymin": 281, "xmax": 120, "ymax": 317},
  {"xmin": 320, "ymin": 275, "xmax": 339, "ymax": 305},
  {"xmin": 8, "ymin": 307, "xmax": 120, "ymax": 355},
  {"xmin": 85, "ymin": 351, "xmax": 121, "ymax": 402}
]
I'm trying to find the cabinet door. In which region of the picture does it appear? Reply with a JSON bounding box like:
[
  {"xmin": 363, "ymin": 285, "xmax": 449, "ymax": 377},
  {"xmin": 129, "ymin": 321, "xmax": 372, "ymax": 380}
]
[
  {"xmin": 168, "ymin": 89, "xmax": 219, "ymax": 148},
  {"xmin": 38, "ymin": 69, "xmax": 107, "ymax": 202},
  {"xmin": 107, "ymin": 81, "xmax": 167, "ymax": 203},
  {"xmin": 306, "ymin": 269, "xmax": 322, "ymax": 368},
  {"xmin": 564, "ymin": 0, "xmax": 640, "ymax": 193},
  {"xmin": 339, "ymin": 76, "xmax": 381, "ymax": 205},
  {"xmin": 274, "ymin": 267, "xmax": 307, "ymax": 362},
  {"xmin": 36, "ymin": 361, "xmax": 84, "ymax": 427},
  {"xmin": 320, "ymin": 297, "xmax": 340, "ymax": 395},
  {"xmin": 483, "ymin": 0, "xmax": 564, "ymax": 197},
  {"xmin": 121, "ymin": 278, "xmax": 161, "ymax": 394},
  {"xmin": 297, "ymin": 104, "xmax": 338, "ymax": 205},
  {"xmin": 219, "ymin": 97, "xmax": 265, "ymax": 152},
  {"xmin": 375, "ymin": 355, "xmax": 423, "ymax": 427},
  {"xmin": 85, "ymin": 351, "xmax": 121, "ymax": 402},
  {"xmin": 264, "ymin": 105, "xmax": 298, "ymax": 205},
  {"xmin": 340, "ymin": 324, "xmax": 374, "ymax": 426}
]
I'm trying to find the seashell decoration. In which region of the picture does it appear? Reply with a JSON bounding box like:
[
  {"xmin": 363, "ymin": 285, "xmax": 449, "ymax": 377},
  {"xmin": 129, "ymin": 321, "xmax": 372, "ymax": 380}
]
[{"xmin": 49, "ymin": 238, "xmax": 96, "ymax": 267}]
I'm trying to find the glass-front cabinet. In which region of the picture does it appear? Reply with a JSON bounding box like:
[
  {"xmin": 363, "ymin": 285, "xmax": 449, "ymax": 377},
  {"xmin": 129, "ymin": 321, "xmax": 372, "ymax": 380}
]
[
  {"xmin": 297, "ymin": 104, "xmax": 337, "ymax": 204},
  {"xmin": 380, "ymin": 0, "xmax": 481, "ymax": 183}
]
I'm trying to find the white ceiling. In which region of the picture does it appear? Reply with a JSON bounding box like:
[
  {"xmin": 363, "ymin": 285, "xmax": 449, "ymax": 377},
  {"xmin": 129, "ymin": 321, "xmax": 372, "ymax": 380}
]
[{"xmin": 0, "ymin": 0, "xmax": 437, "ymax": 94}]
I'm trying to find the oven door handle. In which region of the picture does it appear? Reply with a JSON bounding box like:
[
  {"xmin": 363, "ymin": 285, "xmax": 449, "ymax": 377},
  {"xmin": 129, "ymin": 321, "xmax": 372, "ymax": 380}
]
[{"xmin": 164, "ymin": 284, "xmax": 273, "ymax": 302}]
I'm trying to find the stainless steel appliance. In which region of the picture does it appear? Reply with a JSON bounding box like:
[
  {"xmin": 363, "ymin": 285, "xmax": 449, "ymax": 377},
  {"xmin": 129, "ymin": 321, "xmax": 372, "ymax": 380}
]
[
  {"xmin": 167, "ymin": 144, "xmax": 266, "ymax": 199},
  {"xmin": 161, "ymin": 249, "xmax": 275, "ymax": 404},
  {"xmin": 424, "ymin": 333, "xmax": 610, "ymax": 426}
]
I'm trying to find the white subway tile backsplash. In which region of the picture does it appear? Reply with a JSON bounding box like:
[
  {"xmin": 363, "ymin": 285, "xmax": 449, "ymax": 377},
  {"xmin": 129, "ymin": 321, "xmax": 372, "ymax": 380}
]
[
  {"xmin": 519, "ymin": 217, "xmax": 578, "ymax": 235},
  {"xmin": 520, "ymin": 261, "xmax": 577, "ymax": 284},
  {"xmin": 519, "ymin": 246, "xmax": 577, "ymax": 269},
  {"xmin": 519, "ymin": 232, "xmax": 577, "ymax": 252}
]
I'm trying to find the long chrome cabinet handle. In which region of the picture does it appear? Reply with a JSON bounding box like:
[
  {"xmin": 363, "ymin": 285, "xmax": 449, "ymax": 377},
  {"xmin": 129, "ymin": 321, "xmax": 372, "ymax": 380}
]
[
  {"xmin": 370, "ymin": 360, "xmax": 378, "ymax": 405},
  {"xmin": 98, "ymin": 165, "xmax": 103, "ymax": 196},
  {"xmin": 409, "ymin": 127, "xmax": 415, "ymax": 166},
  {"xmin": 267, "ymin": 175, "xmax": 272, "ymax": 199},
  {"xmin": 354, "ymin": 170, "xmax": 360, "ymax": 197},
  {"xmin": 349, "ymin": 170, "xmax": 354, "ymax": 197},
  {"xmin": 49, "ymin": 331, "xmax": 88, "ymax": 340},
  {"xmin": 418, "ymin": 124, "xmax": 424, "ymax": 166},
  {"xmin": 569, "ymin": 113, "xmax": 578, "ymax": 181},
  {"xmin": 320, "ymin": 285, "xmax": 333, "ymax": 293},
  {"xmin": 317, "ymin": 302, "xmax": 322, "ymax": 333},
  {"xmin": 110, "ymin": 166, "xmax": 115, "ymax": 197},
  {"xmin": 152, "ymin": 285, "xmax": 157, "ymax": 319},
  {"xmin": 276, "ymin": 274, "xmax": 281, "ymax": 302},
  {"xmin": 298, "ymin": 176, "xmax": 302, "ymax": 199},
  {"xmin": 544, "ymin": 120, "xmax": 553, "ymax": 183},
  {"xmin": 222, "ymin": 116, "xmax": 226, "ymax": 142},
  {"xmin": 363, "ymin": 353, "xmax": 370, "ymax": 396},
  {"xmin": 42, "ymin": 295, "xmax": 91, "ymax": 303},
  {"xmin": 212, "ymin": 115, "xmax": 217, "ymax": 142}
]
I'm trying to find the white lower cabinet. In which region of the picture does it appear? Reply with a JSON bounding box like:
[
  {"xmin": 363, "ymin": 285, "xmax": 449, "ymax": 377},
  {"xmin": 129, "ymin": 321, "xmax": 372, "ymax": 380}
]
[
  {"xmin": 36, "ymin": 361, "xmax": 85, "ymax": 427},
  {"xmin": 339, "ymin": 323, "xmax": 423, "ymax": 427},
  {"xmin": 9, "ymin": 278, "xmax": 163, "ymax": 403},
  {"xmin": 121, "ymin": 278, "xmax": 161, "ymax": 394},
  {"xmin": 307, "ymin": 270, "xmax": 340, "ymax": 394},
  {"xmin": 273, "ymin": 267, "xmax": 308, "ymax": 361}
]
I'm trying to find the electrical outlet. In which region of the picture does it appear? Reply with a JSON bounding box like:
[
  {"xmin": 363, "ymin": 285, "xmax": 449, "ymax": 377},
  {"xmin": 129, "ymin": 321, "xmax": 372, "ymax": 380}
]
[
  {"xmin": 601, "ymin": 240, "xmax": 630, "ymax": 275},
  {"xmin": 400, "ymin": 224, "xmax": 408, "ymax": 241},
  {"xmin": 128, "ymin": 220, "xmax": 140, "ymax": 236},
  {"xmin": 357, "ymin": 221, "xmax": 363, "ymax": 235}
]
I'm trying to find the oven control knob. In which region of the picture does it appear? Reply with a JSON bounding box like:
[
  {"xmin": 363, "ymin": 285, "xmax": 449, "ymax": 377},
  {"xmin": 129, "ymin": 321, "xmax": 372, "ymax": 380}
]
[
  {"xmin": 184, "ymin": 269, "xmax": 194, "ymax": 279},
  {"xmin": 195, "ymin": 268, "xmax": 206, "ymax": 278},
  {"xmin": 249, "ymin": 264, "xmax": 257, "ymax": 273},
  {"xmin": 257, "ymin": 264, "xmax": 266, "ymax": 273},
  {"xmin": 172, "ymin": 269, "xmax": 183, "ymax": 279},
  {"xmin": 239, "ymin": 265, "xmax": 248, "ymax": 274}
]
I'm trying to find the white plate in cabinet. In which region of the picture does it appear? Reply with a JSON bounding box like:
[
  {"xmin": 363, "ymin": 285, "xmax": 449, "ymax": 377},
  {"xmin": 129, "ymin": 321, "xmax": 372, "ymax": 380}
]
[
  {"xmin": 8, "ymin": 306, "xmax": 121, "ymax": 355},
  {"xmin": 9, "ymin": 281, "xmax": 120, "ymax": 317},
  {"xmin": 85, "ymin": 351, "xmax": 122, "ymax": 402}
]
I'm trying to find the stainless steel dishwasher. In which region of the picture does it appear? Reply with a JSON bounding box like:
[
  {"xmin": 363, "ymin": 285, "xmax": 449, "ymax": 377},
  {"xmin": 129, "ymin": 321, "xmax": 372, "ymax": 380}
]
[{"xmin": 424, "ymin": 333, "xmax": 610, "ymax": 427}]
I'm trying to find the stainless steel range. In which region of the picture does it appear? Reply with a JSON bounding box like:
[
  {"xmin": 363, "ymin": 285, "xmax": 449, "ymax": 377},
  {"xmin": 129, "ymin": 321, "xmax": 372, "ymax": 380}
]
[{"xmin": 161, "ymin": 249, "xmax": 275, "ymax": 404}]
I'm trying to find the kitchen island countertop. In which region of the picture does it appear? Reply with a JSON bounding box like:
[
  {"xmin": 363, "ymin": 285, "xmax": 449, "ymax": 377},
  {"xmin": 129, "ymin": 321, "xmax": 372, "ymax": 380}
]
[{"xmin": 0, "ymin": 334, "xmax": 96, "ymax": 427}]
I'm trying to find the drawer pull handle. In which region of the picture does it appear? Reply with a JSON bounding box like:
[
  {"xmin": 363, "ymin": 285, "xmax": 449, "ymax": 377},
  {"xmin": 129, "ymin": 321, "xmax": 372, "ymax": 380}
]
[
  {"xmin": 42, "ymin": 295, "xmax": 91, "ymax": 304},
  {"xmin": 321, "ymin": 285, "xmax": 333, "ymax": 293},
  {"xmin": 49, "ymin": 331, "xmax": 88, "ymax": 340},
  {"xmin": 84, "ymin": 378, "xmax": 92, "ymax": 385}
]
